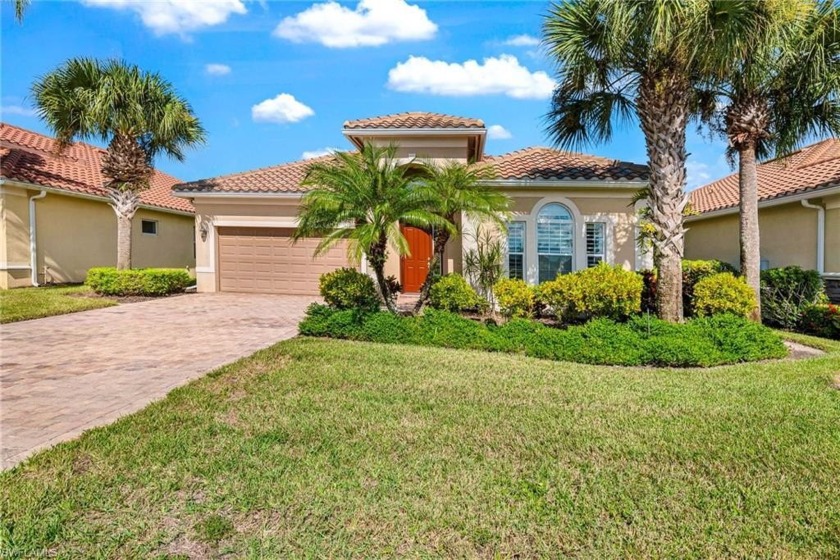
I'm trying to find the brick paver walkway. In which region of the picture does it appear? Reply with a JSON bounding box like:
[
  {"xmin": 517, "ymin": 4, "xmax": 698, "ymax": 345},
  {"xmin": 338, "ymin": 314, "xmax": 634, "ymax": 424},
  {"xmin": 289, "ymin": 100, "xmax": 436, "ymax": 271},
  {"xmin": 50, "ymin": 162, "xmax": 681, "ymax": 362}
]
[{"xmin": 1, "ymin": 293, "xmax": 312, "ymax": 469}]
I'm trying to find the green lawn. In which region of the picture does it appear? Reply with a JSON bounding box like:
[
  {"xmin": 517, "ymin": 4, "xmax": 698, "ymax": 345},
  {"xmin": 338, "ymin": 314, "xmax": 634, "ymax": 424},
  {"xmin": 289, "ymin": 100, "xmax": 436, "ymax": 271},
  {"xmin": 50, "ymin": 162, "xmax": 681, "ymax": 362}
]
[
  {"xmin": 2, "ymin": 337, "xmax": 840, "ymax": 558},
  {"xmin": 0, "ymin": 285, "xmax": 116, "ymax": 323}
]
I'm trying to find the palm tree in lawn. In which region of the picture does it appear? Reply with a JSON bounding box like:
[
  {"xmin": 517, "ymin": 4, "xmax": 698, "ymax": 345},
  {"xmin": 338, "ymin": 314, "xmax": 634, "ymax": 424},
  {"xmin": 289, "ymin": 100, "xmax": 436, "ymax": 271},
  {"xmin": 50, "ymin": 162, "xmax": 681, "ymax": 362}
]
[
  {"xmin": 294, "ymin": 143, "xmax": 451, "ymax": 313},
  {"xmin": 31, "ymin": 58, "xmax": 205, "ymax": 270},
  {"xmin": 698, "ymin": 0, "xmax": 840, "ymax": 321},
  {"xmin": 412, "ymin": 161, "xmax": 511, "ymax": 313},
  {"xmin": 543, "ymin": 0, "xmax": 719, "ymax": 322}
]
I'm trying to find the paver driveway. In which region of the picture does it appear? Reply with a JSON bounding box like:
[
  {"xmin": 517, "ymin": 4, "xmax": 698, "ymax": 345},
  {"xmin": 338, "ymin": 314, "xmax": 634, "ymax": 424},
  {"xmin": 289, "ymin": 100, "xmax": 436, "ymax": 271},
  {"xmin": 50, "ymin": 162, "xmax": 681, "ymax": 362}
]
[{"xmin": 1, "ymin": 293, "xmax": 313, "ymax": 469}]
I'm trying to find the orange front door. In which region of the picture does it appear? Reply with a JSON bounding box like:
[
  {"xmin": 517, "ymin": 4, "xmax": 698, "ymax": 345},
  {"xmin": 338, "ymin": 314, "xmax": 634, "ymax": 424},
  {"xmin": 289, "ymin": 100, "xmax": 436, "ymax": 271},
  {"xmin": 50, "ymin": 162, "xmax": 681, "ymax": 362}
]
[{"xmin": 400, "ymin": 225, "xmax": 433, "ymax": 293}]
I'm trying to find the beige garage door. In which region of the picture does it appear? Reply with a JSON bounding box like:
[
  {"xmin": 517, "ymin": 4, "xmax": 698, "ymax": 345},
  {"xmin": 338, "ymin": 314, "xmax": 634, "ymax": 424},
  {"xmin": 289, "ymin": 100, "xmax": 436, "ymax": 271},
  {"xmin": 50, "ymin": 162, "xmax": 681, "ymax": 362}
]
[{"xmin": 217, "ymin": 227, "xmax": 350, "ymax": 295}]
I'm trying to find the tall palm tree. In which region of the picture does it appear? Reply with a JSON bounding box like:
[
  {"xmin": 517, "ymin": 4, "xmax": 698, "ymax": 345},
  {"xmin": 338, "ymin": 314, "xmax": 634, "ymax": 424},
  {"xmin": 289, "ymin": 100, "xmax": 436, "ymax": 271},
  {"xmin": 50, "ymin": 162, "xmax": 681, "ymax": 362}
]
[
  {"xmin": 31, "ymin": 58, "xmax": 205, "ymax": 270},
  {"xmin": 543, "ymin": 0, "xmax": 716, "ymax": 322},
  {"xmin": 412, "ymin": 161, "xmax": 510, "ymax": 313},
  {"xmin": 13, "ymin": 0, "xmax": 29, "ymax": 22},
  {"xmin": 294, "ymin": 143, "xmax": 449, "ymax": 313},
  {"xmin": 699, "ymin": 0, "xmax": 840, "ymax": 321}
]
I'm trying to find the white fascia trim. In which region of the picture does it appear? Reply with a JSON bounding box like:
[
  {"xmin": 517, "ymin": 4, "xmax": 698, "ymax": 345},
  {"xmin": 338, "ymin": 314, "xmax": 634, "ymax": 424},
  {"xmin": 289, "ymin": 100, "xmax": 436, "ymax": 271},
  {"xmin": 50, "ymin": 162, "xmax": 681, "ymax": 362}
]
[
  {"xmin": 195, "ymin": 266, "xmax": 215, "ymax": 274},
  {"xmin": 0, "ymin": 262, "xmax": 31, "ymax": 270},
  {"xmin": 485, "ymin": 179, "xmax": 648, "ymax": 189},
  {"xmin": 343, "ymin": 128, "xmax": 486, "ymax": 138},
  {"xmin": 686, "ymin": 185, "xmax": 840, "ymax": 221},
  {"xmin": 213, "ymin": 218, "xmax": 300, "ymax": 228},
  {"xmin": 0, "ymin": 179, "xmax": 194, "ymax": 217},
  {"xmin": 174, "ymin": 191, "xmax": 304, "ymax": 200}
]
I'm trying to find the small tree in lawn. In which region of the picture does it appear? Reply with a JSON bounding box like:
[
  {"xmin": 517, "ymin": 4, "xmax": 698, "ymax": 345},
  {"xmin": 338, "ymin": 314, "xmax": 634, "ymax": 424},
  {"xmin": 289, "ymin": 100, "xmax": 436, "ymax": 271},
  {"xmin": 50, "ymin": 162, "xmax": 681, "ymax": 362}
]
[
  {"xmin": 31, "ymin": 58, "xmax": 205, "ymax": 270},
  {"xmin": 413, "ymin": 161, "xmax": 510, "ymax": 313},
  {"xmin": 294, "ymin": 143, "xmax": 450, "ymax": 313}
]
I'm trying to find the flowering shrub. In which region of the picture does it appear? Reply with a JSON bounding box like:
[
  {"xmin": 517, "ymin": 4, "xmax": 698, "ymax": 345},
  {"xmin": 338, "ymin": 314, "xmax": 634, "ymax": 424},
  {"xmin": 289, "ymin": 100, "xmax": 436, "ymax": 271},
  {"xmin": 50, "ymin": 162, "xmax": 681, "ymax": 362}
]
[{"xmin": 799, "ymin": 304, "xmax": 840, "ymax": 340}]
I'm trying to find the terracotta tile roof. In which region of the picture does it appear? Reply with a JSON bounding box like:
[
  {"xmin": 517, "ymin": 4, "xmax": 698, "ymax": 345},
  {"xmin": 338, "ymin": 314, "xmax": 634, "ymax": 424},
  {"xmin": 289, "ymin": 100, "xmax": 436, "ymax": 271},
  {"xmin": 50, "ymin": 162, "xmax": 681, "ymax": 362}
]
[
  {"xmin": 484, "ymin": 147, "xmax": 649, "ymax": 182},
  {"xmin": 690, "ymin": 138, "xmax": 840, "ymax": 213},
  {"xmin": 0, "ymin": 122, "xmax": 193, "ymax": 213},
  {"xmin": 344, "ymin": 112, "xmax": 485, "ymax": 130},
  {"xmin": 174, "ymin": 154, "xmax": 339, "ymax": 194}
]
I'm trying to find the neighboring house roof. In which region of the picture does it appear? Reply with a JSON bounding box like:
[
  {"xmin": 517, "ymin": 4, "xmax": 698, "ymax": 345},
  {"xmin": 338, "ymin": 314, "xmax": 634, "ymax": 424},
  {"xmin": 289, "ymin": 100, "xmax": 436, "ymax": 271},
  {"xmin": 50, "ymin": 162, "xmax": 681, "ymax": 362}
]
[
  {"xmin": 174, "ymin": 147, "xmax": 649, "ymax": 194},
  {"xmin": 343, "ymin": 112, "xmax": 485, "ymax": 130},
  {"xmin": 690, "ymin": 138, "xmax": 840, "ymax": 214},
  {"xmin": 484, "ymin": 147, "xmax": 650, "ymax": 182},
  {"xmin": 0, "ymin": 122, "xmax": 193, "ymax": 214}
]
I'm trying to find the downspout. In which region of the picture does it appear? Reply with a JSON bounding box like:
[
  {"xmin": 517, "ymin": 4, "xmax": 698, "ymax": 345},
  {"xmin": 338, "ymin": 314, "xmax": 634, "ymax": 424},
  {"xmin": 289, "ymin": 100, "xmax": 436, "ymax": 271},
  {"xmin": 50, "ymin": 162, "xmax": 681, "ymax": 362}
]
[
  {"xmin": 801, "ymin": 199, "xmax": 825, "ymax": 274},
  {"xmin": 29, "ymin": 190, "xmax": 47, "ymax": 286}
]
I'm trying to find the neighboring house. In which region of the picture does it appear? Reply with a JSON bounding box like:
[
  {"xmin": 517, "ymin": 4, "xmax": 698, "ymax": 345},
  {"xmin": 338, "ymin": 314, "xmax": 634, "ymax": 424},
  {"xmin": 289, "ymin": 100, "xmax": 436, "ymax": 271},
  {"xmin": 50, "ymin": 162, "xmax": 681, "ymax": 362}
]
[
  {"xmin": 685, "ymin": 138, "xmax": 840, "ymax": 300},
  {"xmin": 173, "ymin": 112, "xmax": 650, "ymax": 296},
  {"xmin": 0, "ymin": 123, "xmax": 195, "ymax": 289}
]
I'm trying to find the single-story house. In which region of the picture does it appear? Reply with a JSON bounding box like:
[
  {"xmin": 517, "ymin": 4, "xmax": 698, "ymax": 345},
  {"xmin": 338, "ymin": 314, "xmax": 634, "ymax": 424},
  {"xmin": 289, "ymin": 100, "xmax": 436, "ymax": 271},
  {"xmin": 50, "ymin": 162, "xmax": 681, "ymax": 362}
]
[
  {"xmin": 0, "ymin": 123, "xmax": 196, "ymax": 289},
  {"xmin": 685, "ymin": 138, "xmax": 840, "ymax": 300},
  {"xmin": 173, "ymin": 112, "xmax": 651, "ymax": 295}
]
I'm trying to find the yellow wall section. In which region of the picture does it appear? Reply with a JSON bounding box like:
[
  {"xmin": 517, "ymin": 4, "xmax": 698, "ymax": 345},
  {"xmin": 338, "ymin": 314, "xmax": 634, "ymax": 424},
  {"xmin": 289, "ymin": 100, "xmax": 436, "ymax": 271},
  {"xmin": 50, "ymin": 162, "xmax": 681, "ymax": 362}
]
[
  {"xmin": 685, "ymin": 201, "xmax": 823, "ymax": 271},
  {"xmin": 1, "ymin": 186, "xmax": 195, "ymax": 288}
]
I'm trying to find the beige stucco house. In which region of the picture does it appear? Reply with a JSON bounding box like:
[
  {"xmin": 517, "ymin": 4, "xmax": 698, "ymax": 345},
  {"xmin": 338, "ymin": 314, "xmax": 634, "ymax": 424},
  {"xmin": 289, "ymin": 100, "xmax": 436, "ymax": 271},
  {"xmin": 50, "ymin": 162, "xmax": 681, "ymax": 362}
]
[
  {"xmin": 0, "ymin": 123, "xmax": 196, "ymax": 289},
  {"xmin": 685, "ymin": 138, "xmax": 840, "ymax": 300},
  {"xmin": 173, "ymin": 112, "xmax": 651, "ymax": 296}
]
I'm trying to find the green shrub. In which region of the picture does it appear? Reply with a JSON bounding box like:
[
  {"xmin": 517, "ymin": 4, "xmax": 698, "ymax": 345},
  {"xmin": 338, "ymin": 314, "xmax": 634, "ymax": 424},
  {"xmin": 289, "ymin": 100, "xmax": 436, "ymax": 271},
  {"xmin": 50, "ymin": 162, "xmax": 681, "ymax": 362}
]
[
  {"xmin": 682, "ymin": 259, "xmax": 737, "ymax": 316},
  {"xmin": 537, "ymin": 264, "xmax": 642, "ymax": 322},
  {"xmin": 319, "ymin": 268, "xmax": 380, "ymax": 312},
  {"xmin": 799, "ymin": 304, "xmax": 840, "ymax": 340},
  {"xmin": 299, "ymin": 305, "xmax": 786, "ymax": 367},
  {"xmin": 760, "ymin": 266, "xmax": 827, "ymax": 329},
  {"xmin": 429, "ymin": 274, "xmax": 486, "ymax": 313},
  {"xmin": 85, "ymin": 267, "xmax": 192, "ymax": 296},
  {"xmin": 692, "ymin": 273, "xmax": 756, "ymax": 318},
  {"xmin": 494, "ymin": 278, "xmax": 534, "ymax": 318}
]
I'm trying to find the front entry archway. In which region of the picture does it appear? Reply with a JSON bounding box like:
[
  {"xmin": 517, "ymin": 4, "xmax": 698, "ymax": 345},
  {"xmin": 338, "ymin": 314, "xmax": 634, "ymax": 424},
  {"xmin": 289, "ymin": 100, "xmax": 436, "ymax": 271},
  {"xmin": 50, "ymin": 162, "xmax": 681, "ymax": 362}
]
[{"xmin": 400, "ymin": 225, "xmax": 432, "ymax": 293}]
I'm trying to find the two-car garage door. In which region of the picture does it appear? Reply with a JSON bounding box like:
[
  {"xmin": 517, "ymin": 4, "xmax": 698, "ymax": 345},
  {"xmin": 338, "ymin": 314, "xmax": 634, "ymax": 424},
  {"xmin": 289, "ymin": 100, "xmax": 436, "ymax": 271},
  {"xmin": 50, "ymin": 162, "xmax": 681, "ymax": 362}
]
[{"xmin": 217, "ymin": 227, "xmax": 349, "ymax": 295}]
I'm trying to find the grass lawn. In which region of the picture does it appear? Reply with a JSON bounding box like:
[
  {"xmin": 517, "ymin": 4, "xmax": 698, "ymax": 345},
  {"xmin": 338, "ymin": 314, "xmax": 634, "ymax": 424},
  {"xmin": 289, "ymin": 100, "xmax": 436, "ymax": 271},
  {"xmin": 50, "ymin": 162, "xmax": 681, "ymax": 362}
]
[
  {"xmin": 0, "ymin": 285, "xmax": 116, "ymax": 323},
  {"xmin": 2, "ymin": 336, "xmax": 840, "ymax": 558}
]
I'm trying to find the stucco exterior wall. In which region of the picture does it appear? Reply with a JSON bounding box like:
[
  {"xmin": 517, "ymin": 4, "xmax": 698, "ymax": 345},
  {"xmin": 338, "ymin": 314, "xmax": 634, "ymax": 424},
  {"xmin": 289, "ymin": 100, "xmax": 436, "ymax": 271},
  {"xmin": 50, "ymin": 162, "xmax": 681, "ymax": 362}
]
[
  {"xmin": 0, "ymin": 185, "xmax": 195, "ymax": 288},
  {"xmin": 360, "ymin": 135, "xmax": 473, "ymax": 162},
  {"xmin": 0, "ymin": 187, "xmax": 32, "ymax": 288},
  {"xmin": 825, "ymin": 194, "xmax": 840, "ymax": 274},
  {"xmin": 685, "ymin": 200, "xmax": 824, "ymax": 271}
]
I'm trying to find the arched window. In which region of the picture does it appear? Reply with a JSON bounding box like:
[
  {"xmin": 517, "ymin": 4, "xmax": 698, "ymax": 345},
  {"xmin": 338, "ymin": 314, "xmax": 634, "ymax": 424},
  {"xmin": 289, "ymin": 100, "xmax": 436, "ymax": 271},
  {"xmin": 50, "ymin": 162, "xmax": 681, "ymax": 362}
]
[{"xmin": 537, "ymin": 203, "xmax": 574, "ymax": 282}]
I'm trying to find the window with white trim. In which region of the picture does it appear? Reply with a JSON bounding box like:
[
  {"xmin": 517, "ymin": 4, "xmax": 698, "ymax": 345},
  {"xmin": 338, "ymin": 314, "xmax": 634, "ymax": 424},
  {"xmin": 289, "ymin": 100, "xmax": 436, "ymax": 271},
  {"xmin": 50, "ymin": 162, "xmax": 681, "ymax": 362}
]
[
  {"xmin": 537, "ymin": 203, "xmax": 573, "ymax": 282},
  {"xmin": 141, "ymin": 220, "xmax": 158, "ymax": 235},
  {"xmin": 507, "ymin": 221, "xmax": 525, "ymax": 280},
  {"xmin": 586, "ymin": 222, "xmax": 606, "ymax": 267}
]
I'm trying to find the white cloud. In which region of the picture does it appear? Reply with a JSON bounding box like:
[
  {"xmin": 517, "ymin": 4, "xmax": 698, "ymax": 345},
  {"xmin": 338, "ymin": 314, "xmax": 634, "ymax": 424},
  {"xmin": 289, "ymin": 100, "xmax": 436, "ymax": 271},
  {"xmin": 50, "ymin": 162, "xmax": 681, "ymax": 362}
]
[
  {"xmin": 487, "ymin": 125, "xmax": 512, "ymax": 140},
  {"xmin": 387, "ymin": 55, "xmax": 555, "ymax": 100},
  {"xmin": 302, "ymin": 147, "xmax": 341, "ymax": 159},
  {"xmin": 503, "ymin": 34, "xmax": 539, "ymax": 47},
  {"xmin": 205, "ymin": 63, "xmax": 232, "ymax": 76},
  {"xmin": 1, "ymin": 105, "xmax": 36, "ymax": 117},
  {"xmin": 273, "ymin": 0, "xmax": 437, "ymax": 48},
  {"xmin": 82, "ymin": 0, "xmax": 246, "ymax": 36},
  {"xmin": 686, "ymin": 157, "xmax": 730, "ymax": 190},
  {"xmin": 252, "ymin": 94, "xmax": 315, "ymax": 124}
]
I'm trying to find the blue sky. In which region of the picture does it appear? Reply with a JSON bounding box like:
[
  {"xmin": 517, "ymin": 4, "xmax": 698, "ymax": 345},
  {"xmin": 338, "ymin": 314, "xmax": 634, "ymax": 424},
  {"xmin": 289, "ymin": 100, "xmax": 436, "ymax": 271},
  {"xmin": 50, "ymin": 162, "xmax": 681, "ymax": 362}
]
[{"xmin": 2, "ymin": 0, "xmax": 731, "ymax": 188}]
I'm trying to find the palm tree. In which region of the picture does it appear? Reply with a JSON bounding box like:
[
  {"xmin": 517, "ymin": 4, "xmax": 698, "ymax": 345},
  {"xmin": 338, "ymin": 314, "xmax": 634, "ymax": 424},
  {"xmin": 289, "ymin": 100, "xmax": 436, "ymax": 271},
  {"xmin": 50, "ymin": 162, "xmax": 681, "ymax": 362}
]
[
  {"xmin": 294, "ymin": 143, "xmax": 448, "ymax": 313},
  {"xmin": 31, "ymin": 58, "xmax": 205, "ymax": 270},
  {"xmin": 412, "ymin": 161, "xmax": 510, "ymax": 313},
  {"xmin": 543, "ymin": 0, "xmax": 717, "ymax": 322},
  {"xmin": 698, "ymin": 0, "xmax": 840, "ymax": 321},
  {"xmin": 10, "ymin": 0, "xmax": 29, "ymax": 22}
]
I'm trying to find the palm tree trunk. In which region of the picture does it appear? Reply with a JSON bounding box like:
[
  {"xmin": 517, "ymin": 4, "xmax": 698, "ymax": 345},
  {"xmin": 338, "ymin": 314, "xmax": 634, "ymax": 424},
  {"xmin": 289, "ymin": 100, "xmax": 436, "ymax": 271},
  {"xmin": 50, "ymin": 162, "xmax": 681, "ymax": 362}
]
[
  {"xmin": 637, "ymin": 74, "xmax": 689, "ymax": 323},
  {"xmin": 413, "ymin": 229, "xmax": 450, "ymax": 314},
  {"xmin": 107, "ymin": 189, "xmax": 140, "ymax": 270},
  {"xmin": 368, "ymin": 234, "xmax": 396, "ymax": 313},
  {"xmin": 738, "ymin": 142, "xmax": 762, "ymax": 321}
]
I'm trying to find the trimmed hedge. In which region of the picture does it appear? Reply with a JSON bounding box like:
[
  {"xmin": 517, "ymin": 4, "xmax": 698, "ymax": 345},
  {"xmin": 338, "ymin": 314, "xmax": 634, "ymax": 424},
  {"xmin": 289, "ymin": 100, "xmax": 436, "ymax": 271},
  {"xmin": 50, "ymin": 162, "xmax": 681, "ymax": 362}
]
[
  {"xmin": 86, "ymin": 267, "xmax": 192, "ymax": 296},
  {"xmin": 495, "ymin": 278, "xmax": 534, "ymax": 318},
  {"xmin": 537, "ymin": 264, "xmax": 642, "ymax": 322},
  {"xmin": 319, "ymin": 268, "xmax": 380, "ymax": 312},
  {"xmin": 429, "ymin": 274, "xmax": 486, "ymax": 313},
  {"xmin": 692, "ymin": 272, "xmax": 756, "ymax": 318},
  {"xmin": 299, "ymin": 305, "xmax": 786, "ymax": 367},
  {"xmin": 642, "ymin": 259, "xmax": 737, "ymax": 316}
]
